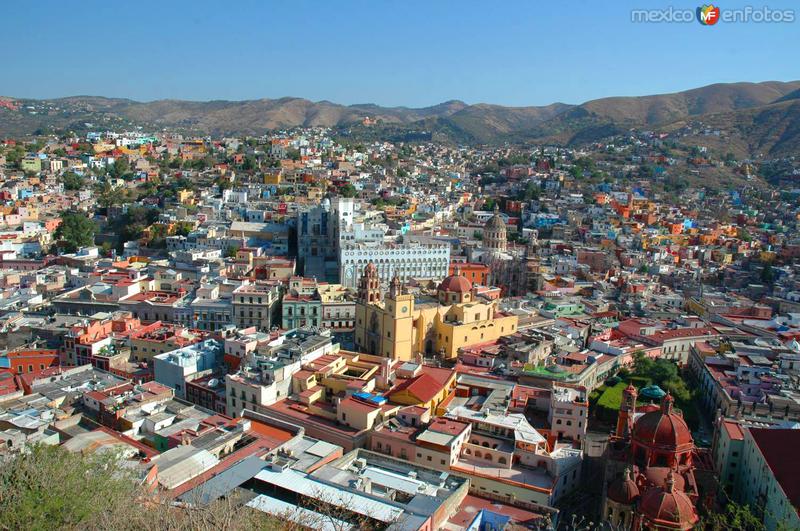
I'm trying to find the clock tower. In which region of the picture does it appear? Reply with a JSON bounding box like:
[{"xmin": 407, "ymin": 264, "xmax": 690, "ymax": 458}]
[{"xmin": 383, "ymin": 273, "xmax": 415, "ymax": 361}]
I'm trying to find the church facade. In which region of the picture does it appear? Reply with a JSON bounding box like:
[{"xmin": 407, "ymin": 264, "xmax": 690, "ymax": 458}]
[
  {"xmin": 354, "ymin": 263, "xmax": 519, "ymax": 361},
  {"xmin": 601, "ymin": 385, "xmax": 715, "ymax": 530}
]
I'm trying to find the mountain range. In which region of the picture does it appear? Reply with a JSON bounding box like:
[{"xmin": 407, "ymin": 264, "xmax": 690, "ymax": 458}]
[{"xmin": 2, "ymin": 80, "xmax": 800, "ymax": 156}]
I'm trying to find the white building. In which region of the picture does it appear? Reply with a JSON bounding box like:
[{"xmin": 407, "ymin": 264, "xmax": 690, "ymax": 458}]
[
  {"xmin": 339, "ymin": 243, "xmax": 450, "ymax": 289},
  {"xmin": 225, "ymin": 328, "xmax": 337, "ymax": 417},
  {"xmin": 153, "ymin": 339, "xmax": 222, "ymax": 398}
]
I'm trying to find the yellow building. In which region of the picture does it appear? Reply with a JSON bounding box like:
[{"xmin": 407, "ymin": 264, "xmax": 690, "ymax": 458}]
[
  {"xmin": 354, "ymin": 263, "xmax": 518, "ymax": 361},
  {"xmin": 176, "ymin": 189, "xmax": 194, "ymax": 205},
  {"xmin": 386, "ymin": 364, "xmax": 456, "ymax": 415},
  {"xmin": 263, "ymin": 171, "xmax": 282, "ymax": 185}
]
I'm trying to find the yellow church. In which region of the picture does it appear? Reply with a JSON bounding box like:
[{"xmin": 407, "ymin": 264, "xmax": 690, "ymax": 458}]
[{"xmin": 354, "ymin": 262, "xmax": 518, "ymax": 361}]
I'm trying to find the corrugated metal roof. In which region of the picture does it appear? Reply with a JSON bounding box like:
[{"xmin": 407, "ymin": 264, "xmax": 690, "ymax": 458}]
[
  {"xmin": 254, "ymin": 468, "xmax": 404, "ymax": 523},
  {"xmin": 156, "ymin": 446, "xmax": 219, "ymax": 490},
  {"xmin": 178, "ymin": 455, "xmax": 265, "ymax": 504},
  {"xmin": 247, "ymin": 495, "xmax": 355, "ymax": 531}
]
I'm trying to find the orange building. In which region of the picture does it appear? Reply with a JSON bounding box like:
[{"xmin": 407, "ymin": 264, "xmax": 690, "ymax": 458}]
[
  {"xmin": 0, "ymin": 348, "xmax": 60, "ymax": 375},
  {"xmin": 448, "ymin": 261, "xmax": 489, "ymax": 286}
]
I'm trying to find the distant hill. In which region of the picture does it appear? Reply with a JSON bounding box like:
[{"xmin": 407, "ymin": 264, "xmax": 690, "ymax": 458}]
[{"xmin": 2, "ymin": 80, "xmax": 800, "ymax": 156}]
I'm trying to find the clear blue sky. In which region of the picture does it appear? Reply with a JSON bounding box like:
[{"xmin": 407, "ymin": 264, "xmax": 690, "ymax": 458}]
[{"xmin": 2, "ymin": 0, "xmax": 797, "ymax": 107}]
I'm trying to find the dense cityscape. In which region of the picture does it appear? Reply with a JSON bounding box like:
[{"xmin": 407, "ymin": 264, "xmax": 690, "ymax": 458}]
[
  {"xmin": 0, "ymin": 119, "xmax": 798, "ymax": 530},
  {"xmin": 2, "ymin": 2, "xmax": 800, "ymax": 530}
]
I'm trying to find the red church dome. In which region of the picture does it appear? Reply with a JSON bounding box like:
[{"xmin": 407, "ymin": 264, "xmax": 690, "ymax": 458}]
[
  {"xmin": 639, "ymin": 471, "xmax": 698, "ymax": 530},
  {"xmin": 643, "ymin": 467, "xmax": 686, "ymax": 491},
  {"xmin": 633, "ymin": 394, "xmax": 693, "ymax": 450},
  {"xmin": 607, "ymin": 467, "xmax": 639, "ymax": 505},
  {"xmin": 438, "ymin": 273, "xmax": 472, "ymax": 294}
]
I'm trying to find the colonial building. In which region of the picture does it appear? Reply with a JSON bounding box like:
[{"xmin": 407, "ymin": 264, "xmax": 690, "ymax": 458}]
[
  {"xmin": 354, "ymin": 263, "xmax": 518, "ymax": 361},
  {"xmin": 231, "ymin": 283, "xmax": 281, "ymax": 332},
  {"xmin": 484, "ymin": 205, "xmax": 507, "ymax": 254},
  {"xmin": 601, "ymin": 385, "xmax": 713, "ymax": 530},
  {"xmin": 339, "ymin": 242, "xmax": 450, "ymax": 289}
]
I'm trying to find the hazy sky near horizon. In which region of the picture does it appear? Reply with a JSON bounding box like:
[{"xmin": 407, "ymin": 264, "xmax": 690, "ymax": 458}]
[{"xmin": 2, "ymin": 0, "xmax": 798, "ymax": 107}]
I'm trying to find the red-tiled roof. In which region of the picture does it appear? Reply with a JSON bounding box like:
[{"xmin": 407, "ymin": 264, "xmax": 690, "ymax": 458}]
[
  {"xmin": 390, "ymin": 373, "xmax": 441, "ymax": 403},
  {"xmin": 645, "ymin": 327, "xmax": 717, "ymax": 342},
  {"xmin": 722, "ymin": 420, "xmax": 745, "ymax": 441}
]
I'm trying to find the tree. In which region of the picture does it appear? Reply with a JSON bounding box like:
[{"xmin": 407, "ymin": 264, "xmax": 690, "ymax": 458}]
[
  {"xmin": 339, "ymin": 184, "xmax": 358, "ymax": 198},
  {"xmin": 650, "ymin": 359, "xmax": 679, "ymax": 385},
  {"xmin": 100, "ymin": 241, "xmax": 114, "ymax": 257},
  {"xmin": 663, "ymin": 377, "xmax": 691, "ymax": 402},
  {"xmin": 109, "ymin": 157, "xmax": 130, "ymax": 179},
  {"xmin": 95, "ymin": 181, "xmax": 124, "ymax": 209},
  {"xmin": 146, "ymin": 224, "xmax": 169, "ymax": 248},
  {"xmin": 115, "ymin": 206, "xmax": 161, "ymax": 247},
  {"xmin": 0, "ymin": 444, "xmax": 133, "ymax": 530},
  {"xmin": 173, "ymin": 221, "xmax": 195, "ymax": 237},
  {"xmin": 517, "ymin": 180, "xmax": 540, "ymax": 201},
  {"xmin": 698, "ymin": 501, "xmax": 765, "ymax": 531},
  {"xmin": 225, "ymin": 245, "xmax": 240, "ymax": 258},
  {"xmin": 55, "ymin": 212, "xmax": 97, "ymax": 252},
  {"xmin": 761, "ymin": 264, "xmax": 776, "ymax": 286},
  {"xmin": 241, "ymin": 155, "xmax": 258, "ymax": 171},
  {"xmin": 632, "ymin": 351, "xmax": 654, "ymax": 376},
  {"xmin": 0, "ymin": 444, "xmax": 282, "ymax": 530},
  {"xmin": 62, "ymin": 171, "xmax": 85, "ymax": 191}
]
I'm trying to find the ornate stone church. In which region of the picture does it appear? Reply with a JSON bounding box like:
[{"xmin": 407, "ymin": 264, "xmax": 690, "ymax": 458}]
[
  {"xmin": 353, "ymin": 262, "xmax": 518, "ymax": 361},
  {"xmin": 601, "ymin": 385, "xmax": 716, "ymax": 530}
]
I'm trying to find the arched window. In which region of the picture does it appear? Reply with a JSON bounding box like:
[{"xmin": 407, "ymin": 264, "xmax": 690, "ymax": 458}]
[{"xmin": 498, "ymin": 457, "xmax": 507, "ymax": 464}]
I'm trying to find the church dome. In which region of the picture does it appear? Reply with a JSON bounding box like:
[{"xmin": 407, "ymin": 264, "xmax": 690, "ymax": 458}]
[
  {"xmin": 632, "ymin": 394, "xmax": 693, "ymax": 450},
  {"xmin": 485, "ymin": 211, "xmax": 506, "ymax": 232},
  {"xmin": 438, "ymin": 274, "xmax": 472, "ymax": 294},
  {"xmin": 642, "ymin": 467, "xmax": 686, "ymax": 491},
  {"xmin": 607, "ymin": 468, "xmax": 639, "ymax": 505},
  {"xmin": 639, "ymin": 471, "xmax": 698, "ymax": 530},
  {"xmin": 483, "ymin": 205, "xmax": 507, "ymax": 253}
]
